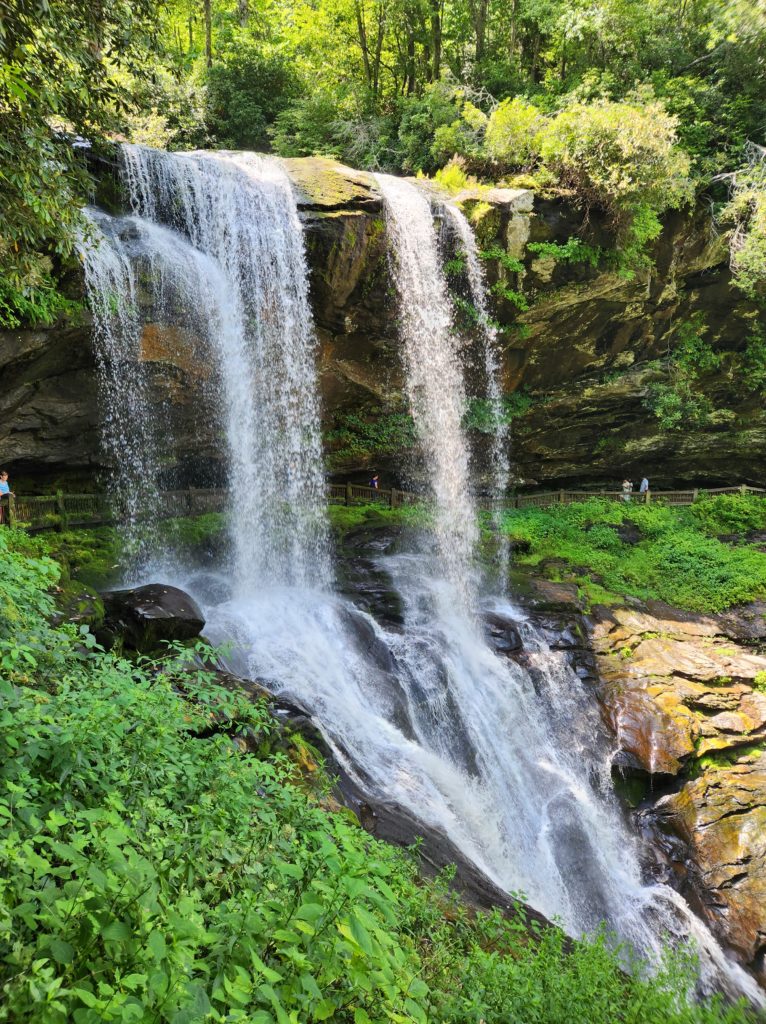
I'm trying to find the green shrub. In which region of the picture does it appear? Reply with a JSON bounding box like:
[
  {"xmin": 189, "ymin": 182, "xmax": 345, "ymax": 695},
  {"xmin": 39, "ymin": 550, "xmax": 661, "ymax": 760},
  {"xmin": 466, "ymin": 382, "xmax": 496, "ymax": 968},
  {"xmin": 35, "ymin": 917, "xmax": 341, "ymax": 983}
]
[
  {"xmin": 722, "ymin": 160, "xmax": 766, "ymax": 298},
  {"xmin": 741, "ymin": 323, "xmax": 766, "ymax": 394},
  {"xmin": 0, "ymin": 276, "xmax": 84, "ymax": 330},
  {"xmin": 431, "ymin": 102, "xmax": 487, "ymax": 165},
  {"xmin": 485, "ymin": 97, "xmax": 543, "ymax": 167},
  {"xmin": 463, "ymin": 393, "xmax": 533, "ymax": 433},
  {"xmin": 645, "ymin": 314, "xmax": 722, "ymax": 430},
  {"xmin": 688, "ymin": 493, "xmax": 766, "ymax": 535},
  {"xmin": 479, "ymin": 245, "xmax": 525, "ymax": 273},
  {"xmin": 433, "ymin": 158, "xmax": 476, "ymax": 193},
  {"xmin": 325, "ymin": 409, "xmax": 417, "ymax": 467},
  {"xmin": 503, "ymin": 497, "xmax": 766, "ymax": 612},
  {"xmin": 0, "ymin": 519, "xmax": 759, "ymax": 1024},
  {"xmin": 206, "ymin": 44, "xmax": 300, "ymax": 151},
  {"xmin": 536, "ymin": 99, "xmax": 692, "ymax": 254},
  {"xmin": 526, "ymin": 237, "xmax": 602, "ymax": 268}
]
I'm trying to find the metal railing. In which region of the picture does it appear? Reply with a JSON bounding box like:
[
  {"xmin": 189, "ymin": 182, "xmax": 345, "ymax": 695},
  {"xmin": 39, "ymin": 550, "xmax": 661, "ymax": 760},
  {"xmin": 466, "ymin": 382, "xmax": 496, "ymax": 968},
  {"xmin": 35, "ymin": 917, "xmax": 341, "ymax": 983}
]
[{"xmin": 1, "ymin": 483, "xmax": 763, "ymax": 532}]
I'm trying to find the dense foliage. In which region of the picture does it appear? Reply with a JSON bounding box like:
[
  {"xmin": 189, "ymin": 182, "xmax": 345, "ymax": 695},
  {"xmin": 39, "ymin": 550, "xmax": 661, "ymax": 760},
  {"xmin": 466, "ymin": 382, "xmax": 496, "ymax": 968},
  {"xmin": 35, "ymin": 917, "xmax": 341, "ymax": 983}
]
[
  {"xmin": 1, "ymin": 525, "xmax": 761, "ymax": 1023},
  {"xmin": 5, "ymin": 0, "xmax": 766, "ymax": 313},
  {"xmin": 0, "ymin": 0, "xmax": 160, "ymax": 324},
  {"xmin": 502, "ymin": 494, "xmax": 766, "ymax": 612}
]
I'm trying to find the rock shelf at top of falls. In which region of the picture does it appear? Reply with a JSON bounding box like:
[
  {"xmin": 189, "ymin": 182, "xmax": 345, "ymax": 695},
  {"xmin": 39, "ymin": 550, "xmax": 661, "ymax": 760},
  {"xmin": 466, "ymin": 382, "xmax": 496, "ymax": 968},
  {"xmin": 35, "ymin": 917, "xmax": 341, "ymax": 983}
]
[{"xmin": 3, "ymin": 154, "xmax": 764, "ymax": 493}]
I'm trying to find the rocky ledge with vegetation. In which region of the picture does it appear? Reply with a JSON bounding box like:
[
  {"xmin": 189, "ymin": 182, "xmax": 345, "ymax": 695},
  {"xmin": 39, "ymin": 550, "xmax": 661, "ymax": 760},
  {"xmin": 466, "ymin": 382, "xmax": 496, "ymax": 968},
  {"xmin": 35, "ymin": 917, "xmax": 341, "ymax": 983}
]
[{"xmin": 492, "ymin": 492, "xmax": 766, "ymax": 985}]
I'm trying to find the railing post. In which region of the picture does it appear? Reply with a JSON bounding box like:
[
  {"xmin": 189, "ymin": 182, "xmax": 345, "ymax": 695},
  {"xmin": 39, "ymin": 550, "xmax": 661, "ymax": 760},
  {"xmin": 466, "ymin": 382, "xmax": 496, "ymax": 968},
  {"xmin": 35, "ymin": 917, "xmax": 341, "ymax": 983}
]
[
  {"xmin": 7, "ymin": 494, "xmax": 15, "ymax": 528},
  {"xmin": 345, "ymin": 482, "xmax": 352, "ymax": 506},
  {"xmin": 391, "ymin": 487, "xmax": 398, "ymax": 509},
  {"xmin": 645, "ymin": 489, "xmax": 651, "ymax": 504},
  {"xmin": 692, "ymin": 488, "xmax": 699, "ymax": 503},
  {"xmin": 741, "ymin": 484, "xmax": 748, "ymax": 496},
  {"xmin": 559, "ymin": 489, "xmax": 564, "ymax": 504},
  {"xmin": 56, "ymin": 489, "xmax": 67, "ymax": 531}
]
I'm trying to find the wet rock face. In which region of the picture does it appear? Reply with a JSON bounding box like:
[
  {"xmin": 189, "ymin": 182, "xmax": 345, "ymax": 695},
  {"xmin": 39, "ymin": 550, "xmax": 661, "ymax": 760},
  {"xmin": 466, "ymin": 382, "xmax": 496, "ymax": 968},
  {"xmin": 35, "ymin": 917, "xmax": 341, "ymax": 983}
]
[
  {"xmin": 3, "ymin": 158, "xmax": 763, "ymax": 490},
  {"xmin": 102, "ymin": 583, "xmax": 205, "ymax": 651},
  {"xmin": 592, "ymin": 607, "xmax": 766, "ymax": 774},
  {"xmin": 655, "ymin": 752, "xmax": 766, "ymax": 979},
  {"xmin": 591, "ymin": 603, "xmax": 766, "ymax": 978}
]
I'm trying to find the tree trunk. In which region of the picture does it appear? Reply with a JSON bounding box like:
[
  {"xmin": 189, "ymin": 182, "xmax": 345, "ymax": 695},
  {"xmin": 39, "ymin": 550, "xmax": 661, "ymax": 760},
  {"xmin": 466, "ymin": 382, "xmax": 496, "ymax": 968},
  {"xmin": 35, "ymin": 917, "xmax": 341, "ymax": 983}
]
[
  {"xmin": 509, "ymin": 0, "xmax": 518, "ymax": 57},
  {"xmin": 429, "ymin": 0, "xmax": 441, "ymax": 80},
  {"xmin": 203, "ymin": 0, "xmax": 212, "ymax": 68},
  {"xmin": 472, "ymin": 0, "xmax": 489, "ymax": 64},
  {"xmin": 372, "ymin": 5, "xmax": 386, "ymax": 100},
  {"xmin": 354, "ymin": 0, "xmax": 373, "ymax": 91},
  {"xmin": 405, "ymin": 19, "xmax": 416, "ymax": 94},
  {"xmin": 237, "ymin": 0, "xmax": 248, "ymax": 26}
]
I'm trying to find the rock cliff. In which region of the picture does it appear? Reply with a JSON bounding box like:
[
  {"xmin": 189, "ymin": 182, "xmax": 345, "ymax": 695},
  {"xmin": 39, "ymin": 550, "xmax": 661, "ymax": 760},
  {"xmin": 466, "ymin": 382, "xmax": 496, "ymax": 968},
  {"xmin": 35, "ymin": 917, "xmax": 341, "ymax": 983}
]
[{"xmin": 1, "ymin": 155, "xmax": 763, "ymax": 490}]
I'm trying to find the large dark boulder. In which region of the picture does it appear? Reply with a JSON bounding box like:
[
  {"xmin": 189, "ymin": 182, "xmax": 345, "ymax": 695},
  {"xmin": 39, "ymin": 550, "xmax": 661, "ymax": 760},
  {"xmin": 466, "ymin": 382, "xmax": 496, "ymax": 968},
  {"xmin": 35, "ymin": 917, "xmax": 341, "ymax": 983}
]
[{"xmin": 102, "ymin": 583, "xmax": 205, "ymax": 651}]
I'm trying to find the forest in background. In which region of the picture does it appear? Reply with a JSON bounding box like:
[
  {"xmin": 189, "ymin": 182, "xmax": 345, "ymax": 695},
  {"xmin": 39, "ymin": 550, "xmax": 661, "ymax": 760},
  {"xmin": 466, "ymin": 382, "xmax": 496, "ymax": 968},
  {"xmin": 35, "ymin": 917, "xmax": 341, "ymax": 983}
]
[{"xmin": 1, "ymin": 0, "xmax": 766, "ymax": 325}]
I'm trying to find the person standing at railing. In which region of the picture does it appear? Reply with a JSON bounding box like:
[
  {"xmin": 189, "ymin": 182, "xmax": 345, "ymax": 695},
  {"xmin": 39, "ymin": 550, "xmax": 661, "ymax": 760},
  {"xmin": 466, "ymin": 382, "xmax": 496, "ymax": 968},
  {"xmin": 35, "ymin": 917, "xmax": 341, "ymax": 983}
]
[
  {"xmin": 639, "ymin": 476, "xmax": 649, "ymax": 502},
  {"xmin": 370, "ymin": 472, "xmax": 380, "ymax": 490},
  {"xmin": 0, "ymin": 470, "xmax": 13, "ymax": 526},
  {"xmin": 621, "ymin": 478, "xmax": 633, "ymax": 502}
]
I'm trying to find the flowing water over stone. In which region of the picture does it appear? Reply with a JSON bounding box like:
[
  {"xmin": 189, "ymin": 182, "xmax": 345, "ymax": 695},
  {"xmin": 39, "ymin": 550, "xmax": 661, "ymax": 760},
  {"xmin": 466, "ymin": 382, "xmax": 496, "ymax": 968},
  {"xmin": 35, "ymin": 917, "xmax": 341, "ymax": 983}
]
[
  {"xmin": 83, "ymin": 150, "xmax": 762, "ymax": 1004},
  {"xmin": 78, "ymin": 211, "xmax": 160, "ymax": 562},
  {"xmin": 373, "ymin": 172, "xmax": 479, "ymax": 613},
  {"xmin": 84, "ymin": 145, "xmax": 331, "ymax": 589},
  {"xmin": 444, "ymin": 204, "xmax": 511, "ymax": 582}
]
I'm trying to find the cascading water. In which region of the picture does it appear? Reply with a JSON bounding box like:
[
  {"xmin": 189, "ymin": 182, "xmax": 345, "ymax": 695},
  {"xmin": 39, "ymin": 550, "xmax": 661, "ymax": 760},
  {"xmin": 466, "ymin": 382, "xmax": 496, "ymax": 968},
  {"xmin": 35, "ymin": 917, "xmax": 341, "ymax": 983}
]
[
  {"xmin": 77, "ymin": 212, "xmax": 160, "ymax": 562},
  {"xmin": 85, "ymin": 145, "xmax": 331, "ymax": 590},
  {"xmin": 83, "ymin": 151, "xmax": 762, "ymax": 1004},
  {"xmin": 121, "ymin": 144, "xmax": 331, "ymax": 591},
  {"xmin": 444, "ymin": 204, "xmax": 512, "ymax": 581},
  {"xmin": 373, "ymin": 173, "xmax": 479, "ymax": 612}
]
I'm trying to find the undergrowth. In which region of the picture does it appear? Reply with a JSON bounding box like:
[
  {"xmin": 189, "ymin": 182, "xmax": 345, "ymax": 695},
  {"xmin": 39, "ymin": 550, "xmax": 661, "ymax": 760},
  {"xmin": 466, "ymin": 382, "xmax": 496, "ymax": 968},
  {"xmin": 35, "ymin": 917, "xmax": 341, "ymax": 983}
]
[
  {"xmin": 503, "ymin": 495, "xmax": 766, "ymax": 613},
  {"xmin": 0, "ymin": 527, "xmax": 757, "ymax": 1022}
]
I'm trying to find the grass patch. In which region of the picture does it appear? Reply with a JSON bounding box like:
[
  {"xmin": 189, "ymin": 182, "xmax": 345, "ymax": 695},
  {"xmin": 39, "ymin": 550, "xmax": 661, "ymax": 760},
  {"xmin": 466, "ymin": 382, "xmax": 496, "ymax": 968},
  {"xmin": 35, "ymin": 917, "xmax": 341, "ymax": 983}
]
[
  {"xmin": 328, "ymin": 500, "xmax": 431, "ymax": 537},
  {"xmin": 502, "ymin": 496, "xmax": 766, "ymax": 613}
]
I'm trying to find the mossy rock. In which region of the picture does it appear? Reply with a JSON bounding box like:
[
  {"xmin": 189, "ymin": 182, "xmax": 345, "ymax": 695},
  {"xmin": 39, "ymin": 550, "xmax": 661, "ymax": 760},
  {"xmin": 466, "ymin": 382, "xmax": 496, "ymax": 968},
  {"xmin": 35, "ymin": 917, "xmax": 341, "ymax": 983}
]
[{"xmin": 52, "ymin": 577, "xmax": 105, "ymax": 629}]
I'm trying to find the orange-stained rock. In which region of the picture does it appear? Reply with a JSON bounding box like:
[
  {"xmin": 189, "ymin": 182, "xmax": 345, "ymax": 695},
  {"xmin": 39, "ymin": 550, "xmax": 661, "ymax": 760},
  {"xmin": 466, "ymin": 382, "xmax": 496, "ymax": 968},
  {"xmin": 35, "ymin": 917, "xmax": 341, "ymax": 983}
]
[
  {"xmin": 592, "ymin": 607, "xmax": 766, "ymax": 776},
  {"xmin": 139, "ymin": 323, "xmax": 210, "ymax": 379},
  {"xmin": 655, "ymin": 752, "xmax": 766, "ymax": 968}
]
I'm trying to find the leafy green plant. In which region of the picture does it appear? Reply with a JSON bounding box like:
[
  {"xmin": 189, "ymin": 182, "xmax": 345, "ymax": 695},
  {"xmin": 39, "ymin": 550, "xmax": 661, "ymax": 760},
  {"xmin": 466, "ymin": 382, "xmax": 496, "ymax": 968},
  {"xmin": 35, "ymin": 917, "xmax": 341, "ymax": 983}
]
[
  {"xmin": 485, "ymin": 97, "xmax": 543, "ymax": 168},
  {"xmin": 536, "ymin": 99, "xmax": 693, "ymax": 261},
  {"xmin": 490, "ymin": 280, "xmax": 529, "ymax": 310},
  {"xmin": 526, "ymin": 238, "xmax": 603, "ymax": 268},
  {"xmin": 479, "ymin": 246, "xmax": 524, "ymax": 273},
  {"xmin": 463, "ymin": 393, "xmax": 533, "ymax": 433},
  {"xmin": 645, "ymin": 314, "xmax": 722, "ymax": 430},
  {"xmin": 0, "ymin": 526, "xmax": 758, "ymax": 1024},
  {"xmin": 503, "ymin": 497, "xmax": 766, "ymax": 612},
  {"xmin": 0, "ymin": 279, "xmax": 84, "ymax": 330},
  {"xmin": 325, "ymin": 409, "xmax": 417, "ymax": 467}
]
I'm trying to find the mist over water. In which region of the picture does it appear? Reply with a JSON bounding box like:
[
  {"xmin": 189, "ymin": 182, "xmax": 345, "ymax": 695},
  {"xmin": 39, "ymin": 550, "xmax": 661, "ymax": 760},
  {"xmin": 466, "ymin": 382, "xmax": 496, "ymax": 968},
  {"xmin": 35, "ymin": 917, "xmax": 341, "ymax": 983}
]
[
  {"xmin": 78, "ymin": 212, "xmax": 159, "ymax": 562},
  {"xmin": 81, "ymin": 149, "xmax": 763, "ymax": 1005}
]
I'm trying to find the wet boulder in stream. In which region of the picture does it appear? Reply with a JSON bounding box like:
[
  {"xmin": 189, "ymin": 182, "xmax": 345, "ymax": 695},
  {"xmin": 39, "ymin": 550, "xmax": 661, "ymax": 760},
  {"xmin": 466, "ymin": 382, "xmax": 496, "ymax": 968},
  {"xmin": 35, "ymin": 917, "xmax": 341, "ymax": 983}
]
[{"xmin": 102, "ymin": 583, "xmax": 205, "ymax": 651}]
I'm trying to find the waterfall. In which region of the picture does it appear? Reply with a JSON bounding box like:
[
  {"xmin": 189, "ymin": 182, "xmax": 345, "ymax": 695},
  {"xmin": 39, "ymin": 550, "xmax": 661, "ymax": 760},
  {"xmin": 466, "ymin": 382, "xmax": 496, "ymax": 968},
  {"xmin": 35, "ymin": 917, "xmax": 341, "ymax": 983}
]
[
  {"xmin": 82, "ymin": 153, "xmax": 761, "ymax": 1005},
  {"xmin": 82, "ymin": 145, "xmax": 331, "ymax": 590},
  {"xmin": 78, "ymin": 211, "xmax": 160, "ymax": 561},
  {"xmin": 373, "ymin": 173, "xmax": 479, "ymax": 611},
  {"xmin": 444, "ymin": 205, "xmax": 511, "ymax": 582}
]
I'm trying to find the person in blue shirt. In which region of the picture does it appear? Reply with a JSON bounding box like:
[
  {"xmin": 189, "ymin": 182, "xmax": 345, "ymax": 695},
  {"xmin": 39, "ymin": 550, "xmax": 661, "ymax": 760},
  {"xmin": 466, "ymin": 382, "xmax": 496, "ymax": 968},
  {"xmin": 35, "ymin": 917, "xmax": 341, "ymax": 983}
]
[{"xmin": 0, "ymin": 470, "xmax": 11, "ymax": 525}]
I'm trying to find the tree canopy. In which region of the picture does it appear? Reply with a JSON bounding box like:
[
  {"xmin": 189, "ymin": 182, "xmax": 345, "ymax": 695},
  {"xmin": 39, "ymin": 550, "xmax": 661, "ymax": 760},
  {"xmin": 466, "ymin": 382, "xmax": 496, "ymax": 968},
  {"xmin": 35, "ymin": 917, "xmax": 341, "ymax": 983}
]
[{"xmin": 2, "ymin": 0, "xmax": 766, "ymax": 317}]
